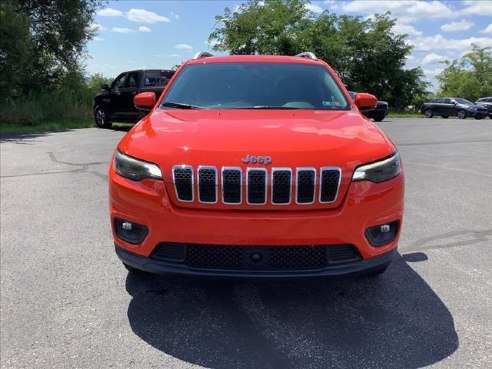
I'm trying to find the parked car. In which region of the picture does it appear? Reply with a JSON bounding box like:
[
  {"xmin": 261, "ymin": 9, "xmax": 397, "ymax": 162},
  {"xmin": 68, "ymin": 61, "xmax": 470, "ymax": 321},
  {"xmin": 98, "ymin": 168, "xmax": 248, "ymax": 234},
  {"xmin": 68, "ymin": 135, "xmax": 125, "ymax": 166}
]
[
  {"xmin": 420, "ymin": 97, "xmax": 488, "ymax": 119},
  {"xmin": 109, "ymin": 51, "xmax": 404, "ymax": 279},
  {"xmin": 349, "ymin": 91, "xmax": 389, "ymax": 121},
  {"xmin": 475, "ymin": 97, "xmax": 492, "ymax": 118},
  {"xmin": 93, "ymin": 69, "xmax": 175, "ymax": 128}
]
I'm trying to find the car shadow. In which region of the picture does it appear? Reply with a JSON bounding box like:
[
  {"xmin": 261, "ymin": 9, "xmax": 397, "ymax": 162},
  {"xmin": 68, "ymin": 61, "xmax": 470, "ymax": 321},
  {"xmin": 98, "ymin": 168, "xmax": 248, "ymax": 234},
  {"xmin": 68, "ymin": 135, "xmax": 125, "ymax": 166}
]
[
  {"xmin": 125, "ymin": 254, "xmax": 458, "ymax": 369},
  {"xmin": 0, "ymin": 131, "xmax": 59, "ymax": 144}
]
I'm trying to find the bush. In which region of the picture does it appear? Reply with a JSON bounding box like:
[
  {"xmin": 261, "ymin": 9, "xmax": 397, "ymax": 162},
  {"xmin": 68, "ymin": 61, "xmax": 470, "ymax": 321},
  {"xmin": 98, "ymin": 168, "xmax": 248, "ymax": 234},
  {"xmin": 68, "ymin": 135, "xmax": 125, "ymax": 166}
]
[{"xmin": 0, "ymin": 74, "xmax": 109, "ymax": 126}]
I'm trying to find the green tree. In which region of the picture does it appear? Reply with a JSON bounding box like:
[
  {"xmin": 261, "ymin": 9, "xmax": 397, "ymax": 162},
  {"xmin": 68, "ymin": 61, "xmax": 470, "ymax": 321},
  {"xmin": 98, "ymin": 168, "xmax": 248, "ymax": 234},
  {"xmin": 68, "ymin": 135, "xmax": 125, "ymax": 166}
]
[
  {"xmin": 437, "ymin": 45, "xmax": 492, "ymax": 101},
  {"xmin": 87, "ymin": 73, "xmax": 112, "ymax": 94},
  {"xmin": 0, "ymin": 0, "xmax": 102, "ymax": 101},
  {"xmin": 209, "ymin": 0, "xmax": 428, "ymax": 109},
  {"xmin": 209, "ymin": 0, "xmax": 310, "ymax": 55}
]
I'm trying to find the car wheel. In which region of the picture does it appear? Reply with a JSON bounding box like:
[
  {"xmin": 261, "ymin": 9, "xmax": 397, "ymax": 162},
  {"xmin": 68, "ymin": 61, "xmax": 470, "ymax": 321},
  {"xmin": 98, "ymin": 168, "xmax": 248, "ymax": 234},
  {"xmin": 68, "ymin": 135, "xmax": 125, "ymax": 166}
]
[
  {"xmin": 424, "ymin": 109, "xmax": 433, "ymax": 118},
  {"xmin": 442, "ymin": 115, "xmax": 449, "ymax": 119},
  {"xmin": 457, "ymin": 110, "xmax": 467, "ymax": 119},
  {"xmin": 373, "ymin": 116, "xmax": 385, "ymax": 122},
  {"xmin": 94, "ymin": 106, "xmax": 112, "ymax": 128}
]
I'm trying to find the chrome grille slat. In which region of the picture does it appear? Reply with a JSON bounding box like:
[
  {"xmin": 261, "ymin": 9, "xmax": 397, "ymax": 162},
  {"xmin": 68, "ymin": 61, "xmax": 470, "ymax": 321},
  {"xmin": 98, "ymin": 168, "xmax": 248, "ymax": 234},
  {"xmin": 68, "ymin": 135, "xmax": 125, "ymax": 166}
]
[
  {"xmin": 319, "ymin": 167, "xmax": 341, "ymax": 203},
  {"xmin": 271, "ymin": 168, "xmax": 292, "ymax": 205},
  {"xmin": 296, "ymin": 168, "xmax": 316, "ymax": 204},
  {"xmin": 197, "ymin": 166, "xmax": 218, "ymax": 203},
  {"xmin": 247, "ymin": 168, "xmax": 267, "ymax": 205},
  {"xmin": 222, "ymin": 167, "xmax": 242, "ymax": 204},
  {"xmin": 172, "ymin": 165, "xmax": 341, "ymax": 206},
  {"xmin": 172, "ymin": 165, "xmax": 194, "ymax": 202}
]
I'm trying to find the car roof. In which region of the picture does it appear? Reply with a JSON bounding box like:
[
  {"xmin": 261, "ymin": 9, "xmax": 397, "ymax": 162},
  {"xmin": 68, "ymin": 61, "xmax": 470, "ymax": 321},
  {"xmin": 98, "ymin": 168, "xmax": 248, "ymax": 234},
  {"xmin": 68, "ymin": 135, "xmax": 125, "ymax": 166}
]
[
  {"xmin": 185, "ymin": 54, "xmax": 326, "ymax": 66},
  {"xmin": 121, "ymin": 69, "xmax": 173, "ymax": 73}
]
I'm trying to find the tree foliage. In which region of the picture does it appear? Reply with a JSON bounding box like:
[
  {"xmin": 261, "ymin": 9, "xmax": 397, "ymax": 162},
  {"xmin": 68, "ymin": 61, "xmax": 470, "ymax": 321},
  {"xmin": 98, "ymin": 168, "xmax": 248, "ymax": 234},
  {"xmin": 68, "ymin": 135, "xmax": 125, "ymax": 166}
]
[
  {"xmin": 209, "ymin": 0, "xmax": 428, "ymax": 109},
  {"xmin": 437, "ymin": 45, "xmax": 492, "ymax": 101},
  {"xmin": 0, "ymin": 0, "xmax": 101, "ymax": 101}
]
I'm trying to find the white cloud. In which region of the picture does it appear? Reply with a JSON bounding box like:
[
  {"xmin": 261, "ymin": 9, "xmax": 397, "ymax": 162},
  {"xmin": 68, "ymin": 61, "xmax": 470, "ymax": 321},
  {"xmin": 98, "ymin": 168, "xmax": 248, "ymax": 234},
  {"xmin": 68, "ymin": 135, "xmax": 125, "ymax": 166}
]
[
  {"xmin": 422, "ymin": 67, "xmax": 444, "ymax": 77},
  {"xmin": 155, "ymin": 54, "xmax": 180, "ymax": 58},
  {"xmin": 87, "ymin": 23, "xmax": 105, "ymax": 32},
  {"xmin": 305, "ymin": 3, "xmax": 324, "ymax": 13},
  {"xmin": 421, "ymin": 53, "xmax": 447, "ymax": 65},
  {"xmin": 440, "ymin": 20, "xmax": 474, "ymax": 32},
  {"xmin": 393, "ymin": 22, "xmax": 422, "ymax": 36},
  {"xmin": 410, "ymin": 34, "xmax": 492, "ymax": 52},
  {"xmin": 175, "ymin": 43, "xmax": 193, "ymax": 50},
  {"xmin": 138, "ymin": 26, "xmax": 151, "ymax": 32},
  {"xmin": 111, "ymin": 27, "xmax": 132, "ymax": 34},
  {"xmin": 324, "ymin": 0, "xmax": 338, "ymax": 11},
  {"xmin": 481, "ymin": 23, "xmax": 492, "ymax": 34},
  {"xmin": 126, "ymin": 8, "xmax": 170, "ymax": 23},
  {"xmin": 462, "ymin": 0, "xmax": 492, "ymax": 16},
  {"xmin": 205, "ymin": 39, "xmax": 220, "ymax": 48},
  {"xmin": 341, "ymin": 1, "xmax": 454, "ymax": 23},
  {"xmin": 170, "ymin": 12, "xmax": 180, "ymax": 19},
  {"xmin": 93, "ymin": 36, "xmax": 104, "ymax": 41},
  {"xmin": 98, "ymin": 8, "xmax": 123, "ymax": 17}
]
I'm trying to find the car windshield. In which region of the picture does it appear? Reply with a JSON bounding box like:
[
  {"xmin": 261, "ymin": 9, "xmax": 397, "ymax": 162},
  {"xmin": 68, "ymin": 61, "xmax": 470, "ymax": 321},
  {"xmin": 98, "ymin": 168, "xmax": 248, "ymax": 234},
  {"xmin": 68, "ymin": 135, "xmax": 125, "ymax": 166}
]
[
  {"xmin": 454, "ymin": 98, "xmax": 474, "ymax": 105},
  {"xmin": 160, "ymin": 63, "xmax": 349, "ymax": 110}
]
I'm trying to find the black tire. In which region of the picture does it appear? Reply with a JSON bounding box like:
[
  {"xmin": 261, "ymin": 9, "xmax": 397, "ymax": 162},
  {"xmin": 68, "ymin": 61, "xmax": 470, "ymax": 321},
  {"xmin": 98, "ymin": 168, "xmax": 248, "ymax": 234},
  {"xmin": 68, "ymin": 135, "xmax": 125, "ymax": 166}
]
[
  {"xmin": 442, "ymin": 115, "xmax": 449, "ymax": 119},
  {"xmin": 457, "ymin": 110, "xmax": 467, "ymax": 119},
  {"xmin": 373, "ymin": 116, "xmax": 385, "ymax": 122},
  {"xmin": 424, "ymin": 109, "xmax": 433, "ymax": 118},
  {"xmin": 94, "ymin": 106, "xmax": 112, "ymax": 128}
]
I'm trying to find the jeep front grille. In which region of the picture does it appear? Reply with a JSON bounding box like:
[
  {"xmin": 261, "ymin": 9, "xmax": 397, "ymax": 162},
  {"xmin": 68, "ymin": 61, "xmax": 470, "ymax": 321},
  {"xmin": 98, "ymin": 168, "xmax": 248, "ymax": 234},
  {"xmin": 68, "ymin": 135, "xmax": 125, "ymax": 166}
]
[{"xmin": 172, "ymin": 166, "xmax": 341, "ymax": 205}]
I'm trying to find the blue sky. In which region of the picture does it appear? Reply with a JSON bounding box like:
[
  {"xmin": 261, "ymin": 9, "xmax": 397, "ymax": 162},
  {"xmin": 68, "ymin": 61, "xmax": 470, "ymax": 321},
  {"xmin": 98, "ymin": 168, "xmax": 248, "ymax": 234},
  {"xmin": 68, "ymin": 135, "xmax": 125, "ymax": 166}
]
[{"xmin": 86, "ymin": 1, "xmax": 492, "ymax": 90}]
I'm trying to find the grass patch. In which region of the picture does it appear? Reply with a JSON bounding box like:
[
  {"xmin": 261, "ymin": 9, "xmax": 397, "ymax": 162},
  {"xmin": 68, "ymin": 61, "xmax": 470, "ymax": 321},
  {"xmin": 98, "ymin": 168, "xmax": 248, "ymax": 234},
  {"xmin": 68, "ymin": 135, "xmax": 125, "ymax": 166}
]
[
  {"xmin": 0, "ymin": 120, "xmax": 94, "ymax": 135},
  {"xmin": 388, "ymin": 111, "xmax": 423, "ymax": 118}
]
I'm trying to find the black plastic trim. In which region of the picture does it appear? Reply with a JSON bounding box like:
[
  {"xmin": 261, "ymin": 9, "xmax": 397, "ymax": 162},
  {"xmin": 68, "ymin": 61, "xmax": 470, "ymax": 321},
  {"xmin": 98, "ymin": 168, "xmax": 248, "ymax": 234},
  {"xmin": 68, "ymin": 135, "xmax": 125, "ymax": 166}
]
[{"xmin": 115, "ymin": 244, "xmax": 397, "ymax": 278}]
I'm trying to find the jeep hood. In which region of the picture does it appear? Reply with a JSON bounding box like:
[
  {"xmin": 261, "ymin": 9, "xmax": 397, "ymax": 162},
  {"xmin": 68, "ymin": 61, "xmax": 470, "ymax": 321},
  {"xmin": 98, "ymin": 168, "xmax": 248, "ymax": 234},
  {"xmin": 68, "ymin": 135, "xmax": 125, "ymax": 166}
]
[{"xmin": 119, "ymin": 109, "xmax": 395, "ymax": 167}]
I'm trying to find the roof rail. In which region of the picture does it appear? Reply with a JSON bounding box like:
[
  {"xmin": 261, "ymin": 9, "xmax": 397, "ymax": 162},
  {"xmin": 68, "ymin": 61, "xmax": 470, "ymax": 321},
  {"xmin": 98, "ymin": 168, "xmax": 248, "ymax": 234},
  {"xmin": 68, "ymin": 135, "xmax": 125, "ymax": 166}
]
[
  {"xmin": 192, "ymin": 52, "xmax": 214, "ymax": 60},
  {"xmin": 295, "ymin": 52, "xmax": 318, "ymax": 60}
]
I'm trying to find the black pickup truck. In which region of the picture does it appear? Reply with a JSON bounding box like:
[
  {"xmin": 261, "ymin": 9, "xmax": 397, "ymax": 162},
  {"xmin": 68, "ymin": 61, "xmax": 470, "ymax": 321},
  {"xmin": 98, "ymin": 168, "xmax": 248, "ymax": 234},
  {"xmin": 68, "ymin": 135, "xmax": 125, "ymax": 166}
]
[{"xmin": 93, "ymin": 69, "xmax": 174, "ymax": 128}]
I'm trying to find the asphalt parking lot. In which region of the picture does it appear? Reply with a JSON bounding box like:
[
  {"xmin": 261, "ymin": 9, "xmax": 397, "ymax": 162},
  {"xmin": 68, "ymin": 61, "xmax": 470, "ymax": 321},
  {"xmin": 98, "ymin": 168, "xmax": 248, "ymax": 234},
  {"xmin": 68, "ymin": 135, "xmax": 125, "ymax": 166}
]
[{"xmin": 1, "ymin": 117, "xmax": 491, "ymax": 369}]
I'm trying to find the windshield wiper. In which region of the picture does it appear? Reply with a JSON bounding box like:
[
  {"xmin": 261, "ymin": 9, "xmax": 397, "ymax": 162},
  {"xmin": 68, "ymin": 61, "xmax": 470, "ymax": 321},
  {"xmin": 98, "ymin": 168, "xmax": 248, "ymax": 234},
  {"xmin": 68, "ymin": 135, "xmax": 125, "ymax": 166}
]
[
  {"xmin": 231, "ymin": 105, "xmax": 305, "ymax": 110},
  {"xmin": 161, "ymin": 101, "xmax": 201, "ymax": 109}
]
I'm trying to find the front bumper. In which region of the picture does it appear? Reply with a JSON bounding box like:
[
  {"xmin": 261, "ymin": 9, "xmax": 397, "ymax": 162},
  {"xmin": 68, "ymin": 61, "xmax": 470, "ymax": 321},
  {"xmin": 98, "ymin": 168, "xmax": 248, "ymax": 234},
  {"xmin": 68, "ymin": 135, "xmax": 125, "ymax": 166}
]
[
  {"xmin": 469, "ymin": 110, "xmax": 488, "ymax": 118},
  {"xmin": 109, "ymin": 161, "xmax": 404, "ymax": 271},
  {"xmin": 116, "ymin": 243, "xmax": 397, "ymax": 278}
]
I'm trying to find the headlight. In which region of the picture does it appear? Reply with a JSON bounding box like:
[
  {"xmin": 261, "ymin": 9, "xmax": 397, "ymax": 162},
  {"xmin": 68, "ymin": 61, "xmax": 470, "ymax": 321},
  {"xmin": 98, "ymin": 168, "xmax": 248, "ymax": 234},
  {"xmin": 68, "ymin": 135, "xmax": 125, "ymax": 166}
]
[
  {"xmin": 352, "ymin": 153, "xmax": 401, "ymax": 183},
  {"xmin": 114, "ymin": 150, "xmax": 162, "ymax": 181}
]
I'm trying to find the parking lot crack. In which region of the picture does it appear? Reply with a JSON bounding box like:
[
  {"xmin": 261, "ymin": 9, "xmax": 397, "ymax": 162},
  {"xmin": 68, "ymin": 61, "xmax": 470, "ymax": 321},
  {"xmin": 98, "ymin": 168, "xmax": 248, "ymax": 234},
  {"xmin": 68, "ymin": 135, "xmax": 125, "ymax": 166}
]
[{"xmin": 47, "ymin": 151, "xmax": 107, "ymax": 167}]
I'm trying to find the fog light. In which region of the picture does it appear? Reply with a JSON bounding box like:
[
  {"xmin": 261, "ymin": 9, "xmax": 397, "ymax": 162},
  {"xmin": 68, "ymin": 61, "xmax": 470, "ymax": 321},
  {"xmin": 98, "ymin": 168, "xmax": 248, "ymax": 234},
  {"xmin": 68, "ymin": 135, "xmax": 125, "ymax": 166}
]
[
  {"xmin": 380, "ymin": 224, "xmax": 391, "ymax": 233},
  {"xmin": 122, "ymin": 222, "xmax": 132, "ymax": 230},
  {"xmin": 365, "ymin": 221, "xmax": 399, "ymax": 247},
  {"xmin": 114, "ymin": 218, "xmax": 148, "ymax": 245}
]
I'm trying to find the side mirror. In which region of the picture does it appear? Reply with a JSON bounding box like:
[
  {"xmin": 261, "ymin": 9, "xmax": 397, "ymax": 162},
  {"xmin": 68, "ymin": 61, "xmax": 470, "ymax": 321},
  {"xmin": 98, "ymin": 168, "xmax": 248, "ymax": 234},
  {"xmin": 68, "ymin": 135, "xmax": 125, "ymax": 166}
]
[
  {"xmin": 354, "ymin": 93, "xmax": 377, "ymax": 110},
  {"xmin": 134, "ymin": 92, "xmax": 156, "ymax": 111},
  {"xmin": 101, "ymin": 83, "xmax": 110, "ymax": 90}
]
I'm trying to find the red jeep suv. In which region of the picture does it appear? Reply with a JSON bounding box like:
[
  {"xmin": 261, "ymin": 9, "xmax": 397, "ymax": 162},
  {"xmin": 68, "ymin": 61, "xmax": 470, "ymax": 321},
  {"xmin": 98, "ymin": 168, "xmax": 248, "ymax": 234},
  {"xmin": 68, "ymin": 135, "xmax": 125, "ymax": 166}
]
[{"xmin": 109, "ymin": 52, "xmax": 404, "ymax": 278}]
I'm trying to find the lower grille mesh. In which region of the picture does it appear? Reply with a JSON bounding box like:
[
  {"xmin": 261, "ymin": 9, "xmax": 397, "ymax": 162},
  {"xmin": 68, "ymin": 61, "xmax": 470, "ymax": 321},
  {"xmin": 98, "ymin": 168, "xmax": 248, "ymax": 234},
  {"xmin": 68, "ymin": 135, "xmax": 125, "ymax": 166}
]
[{"xmin": 152, "ymin": 243, "xmax": 361, "ymax": 271}]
